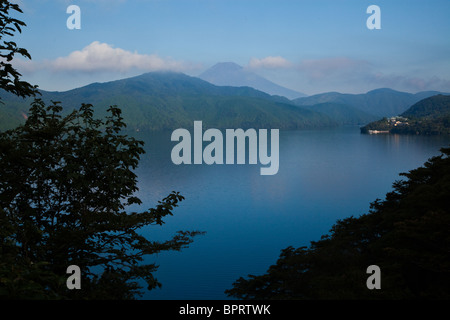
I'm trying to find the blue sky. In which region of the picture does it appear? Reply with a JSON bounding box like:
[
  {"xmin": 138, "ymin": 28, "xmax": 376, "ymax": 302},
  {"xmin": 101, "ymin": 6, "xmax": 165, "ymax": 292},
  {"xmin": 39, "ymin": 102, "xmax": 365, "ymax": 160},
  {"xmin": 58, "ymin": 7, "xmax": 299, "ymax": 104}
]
[{"xmin": 11, "ymin": 0, "xmax": 450, "ymax": 95}]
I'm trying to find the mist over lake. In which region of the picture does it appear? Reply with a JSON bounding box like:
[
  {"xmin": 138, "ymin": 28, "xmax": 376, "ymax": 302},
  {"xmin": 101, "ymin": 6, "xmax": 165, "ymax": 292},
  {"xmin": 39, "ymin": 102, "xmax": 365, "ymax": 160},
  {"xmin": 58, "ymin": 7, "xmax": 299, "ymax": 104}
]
[{"xmin": 128, "ymin": 126, "xmax": 450, "ymax": 300}]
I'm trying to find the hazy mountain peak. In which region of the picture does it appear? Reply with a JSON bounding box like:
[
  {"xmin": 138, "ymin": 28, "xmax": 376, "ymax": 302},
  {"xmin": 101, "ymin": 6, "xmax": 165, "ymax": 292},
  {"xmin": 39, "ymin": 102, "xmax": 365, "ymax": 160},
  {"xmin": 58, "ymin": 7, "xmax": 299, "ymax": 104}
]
[
  {"xmin": 366, "ymin": 88, "xmax": 399, "ymax": 94},
  {"xmin": 199, "ymin": 62, "xmax": 306, "ymax": 100},
  {"xmin": 207, "ymin": 62, "xmax": 243, "ymax": 72}
]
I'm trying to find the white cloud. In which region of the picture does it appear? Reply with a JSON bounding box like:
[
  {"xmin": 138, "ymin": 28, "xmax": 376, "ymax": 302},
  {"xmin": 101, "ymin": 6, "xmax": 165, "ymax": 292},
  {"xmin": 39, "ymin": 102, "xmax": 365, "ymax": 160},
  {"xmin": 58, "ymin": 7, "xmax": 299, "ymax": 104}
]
[
  {"xmin": 295, "ymin": 57, "xmax": 450, "ymax": 93},
  {"xmin": 48, "ymin": 41, "xmax": 187, "ymax": 73},
  {"xmin": 248, "ymin": 56, "xmax": 292, "ymax": 69}
]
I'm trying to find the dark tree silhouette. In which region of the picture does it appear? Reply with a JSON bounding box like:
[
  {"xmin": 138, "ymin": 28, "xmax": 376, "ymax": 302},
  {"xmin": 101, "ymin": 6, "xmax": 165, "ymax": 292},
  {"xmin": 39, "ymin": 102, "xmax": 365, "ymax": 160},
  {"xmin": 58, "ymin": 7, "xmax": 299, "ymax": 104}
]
[
  {"xmin": 227, "ymin": 148, "xmax": 450, "ymax": 299},
  {"xmin": 0, "ymin": 0, "xmax": 36, "ymax": 100},
  {"xmin": 0, "ymin": 100, "xmax": 203, "ymax": 299},
  {"xmin": 0, "ymin": 1, "xmax": 202, "ymax": 299}
]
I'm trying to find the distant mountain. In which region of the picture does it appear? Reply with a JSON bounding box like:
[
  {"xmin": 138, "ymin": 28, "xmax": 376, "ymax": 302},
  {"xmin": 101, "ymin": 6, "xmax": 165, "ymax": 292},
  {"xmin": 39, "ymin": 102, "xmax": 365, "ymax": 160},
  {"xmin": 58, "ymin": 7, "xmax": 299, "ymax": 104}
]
[
  {"xmin": 301, "ymin": 102, "xmax": 378, "ymax": 126},
  {"xmin": 199, "ymin": 62, "xmax": 306, "ymax": 100},
  {"xmin": 361, "ymin": 94, "xmax": 450, "ymax": 135},
  {"xmin": 293, "ymin": 88, "xmax": 450, "ymax": 118},
  {"xmin": 0, "ymin": 71, "xmax": 333, "ymax": 131}
]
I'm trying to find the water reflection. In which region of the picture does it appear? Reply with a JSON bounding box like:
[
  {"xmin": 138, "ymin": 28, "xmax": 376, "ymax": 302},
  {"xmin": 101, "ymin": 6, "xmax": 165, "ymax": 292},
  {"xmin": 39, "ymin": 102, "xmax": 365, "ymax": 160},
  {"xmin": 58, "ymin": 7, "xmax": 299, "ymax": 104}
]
[{"xmin": 126, "ymin": 127, "xmax": 450, "ymax": 300}]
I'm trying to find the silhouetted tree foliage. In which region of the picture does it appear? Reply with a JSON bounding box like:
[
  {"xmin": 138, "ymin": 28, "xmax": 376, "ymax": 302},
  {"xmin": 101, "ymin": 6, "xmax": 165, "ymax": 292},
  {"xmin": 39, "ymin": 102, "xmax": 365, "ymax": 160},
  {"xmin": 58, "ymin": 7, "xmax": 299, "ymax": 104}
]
[
  {"xmin": 226, "ymin": 148, "xmax": 450, "ymax": 299},
  {"xmin": 0, "ymin": 1, "xmax": 201, "ymax": 299},
  {"xmin": 0, "ymin": 100, "xmax": 202, "ymax": 299},
  {"xmin": 0, "ymin": 0, "xmax": 36, "ymax": 99}
]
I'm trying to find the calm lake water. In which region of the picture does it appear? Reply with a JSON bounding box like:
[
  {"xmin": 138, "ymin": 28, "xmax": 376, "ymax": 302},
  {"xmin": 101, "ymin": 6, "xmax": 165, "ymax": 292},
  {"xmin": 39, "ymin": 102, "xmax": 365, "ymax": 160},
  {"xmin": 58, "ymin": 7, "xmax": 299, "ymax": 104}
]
[{"xmin": 127, "ymin": 126, "xmax": 450, "ymax": 300}]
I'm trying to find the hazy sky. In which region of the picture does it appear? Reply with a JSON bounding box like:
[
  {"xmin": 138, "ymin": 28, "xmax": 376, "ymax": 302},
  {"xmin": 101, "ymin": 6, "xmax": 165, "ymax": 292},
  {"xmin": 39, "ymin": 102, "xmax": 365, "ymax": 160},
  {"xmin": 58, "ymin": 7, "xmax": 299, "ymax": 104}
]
[{"xmin": 11, "ymin": 0, "xmax": 450, "ymax": 95}]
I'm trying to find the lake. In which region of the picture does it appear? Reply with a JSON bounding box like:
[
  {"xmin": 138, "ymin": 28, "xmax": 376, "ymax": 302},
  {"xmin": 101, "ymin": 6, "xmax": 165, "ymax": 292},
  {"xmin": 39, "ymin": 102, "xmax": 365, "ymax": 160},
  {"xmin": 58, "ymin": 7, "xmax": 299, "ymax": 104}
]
[{"xmin": 127, "ymin": 126, "xmax": 450, "ymax": 300}]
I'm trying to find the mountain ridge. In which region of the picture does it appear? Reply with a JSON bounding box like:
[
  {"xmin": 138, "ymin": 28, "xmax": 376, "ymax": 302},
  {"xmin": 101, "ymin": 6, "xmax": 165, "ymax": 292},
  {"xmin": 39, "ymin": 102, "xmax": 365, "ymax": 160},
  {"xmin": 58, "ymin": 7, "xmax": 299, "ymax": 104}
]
[
  {"xmin": 293, "ymin": 89, "xmax": 450, "ymax": 118},
  {"xmin": 361, "ymin": 94, "xmax": 450, "ymax": 135},
  {"xmin": 2, "ymin": 71, "xmax": 448, "ymax": 132},
  {"xmin": 0, "ymin": 71, "xmax": 332, "ymax": 131},
  {"xmin": 401, "ymin": 94, "xmax": 450, "ymax": 119}
]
